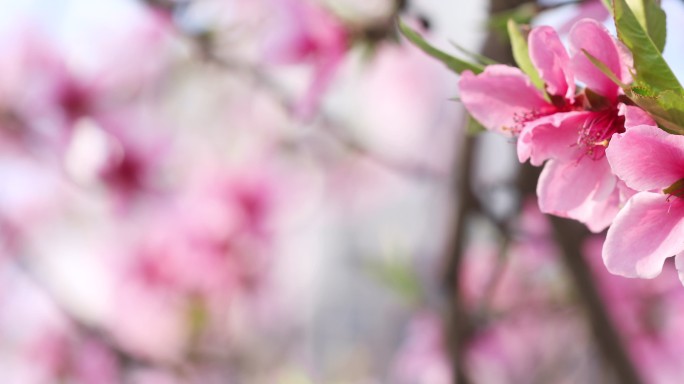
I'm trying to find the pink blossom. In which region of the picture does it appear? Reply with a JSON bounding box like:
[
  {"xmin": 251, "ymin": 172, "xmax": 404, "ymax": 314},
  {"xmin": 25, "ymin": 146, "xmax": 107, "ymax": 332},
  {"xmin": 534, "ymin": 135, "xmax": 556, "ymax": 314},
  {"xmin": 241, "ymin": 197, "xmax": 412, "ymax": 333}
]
[
  {"xmin": 585, "ymin": 236, "xmax": 684, "ymax": 383},
  {"xmin": 0, "ymin": 13, "xmax": 171, "ymax": 159},
  {"xmin": 108, "ymin": 278, "xmax": 190, "ymax": 362},
  {"xmin": 391, "ymin": 313, "xmax": 452, "ymax": 384},
  {"xmin": 128, "ymin": 369, "xmax": 183, "ymax": 384},
  {"xmin": 94, "ymin": 115, "xmax": 168, "ymax": 208},
  {"xmin": 554, "ymin": 0, "xmax": 611, "ymax": 35},
  {"xmin": 603, "ymin": 125, "xmax": 684, "ymax": 280},
  {"xmin": 459, "ymin": 19, "xmax": 647, "ymax": 232},
  {"xmin": 461, "ymin": 198, "xmax": 564, "ymax": 313},
  {"xmin": 0, "ymin": 27, "xmax": 78, "ymax": 152},
  {"xmin": 263, "ymin": 0, "xmax": 349, "ymax": 118},
  {"xmin": 467, "ymin": 311, "xmax": 590, "ymax": 384},
  {"xmin": 27, "ymin": 330, "xmax": 120, "ymax": 384},
  {"xmin": 106, "ymin": 167, "xmax": 279, "ymax": 360}
]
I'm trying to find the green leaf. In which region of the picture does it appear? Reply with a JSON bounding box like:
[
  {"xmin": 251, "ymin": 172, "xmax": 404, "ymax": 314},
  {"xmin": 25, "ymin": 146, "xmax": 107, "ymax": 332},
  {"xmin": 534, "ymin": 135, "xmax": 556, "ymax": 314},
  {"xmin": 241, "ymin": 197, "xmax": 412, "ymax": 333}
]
[
  {"xmin": 367, "ymin": 257, "xmax": 422, "ymax": 303},
  {"xmin": 398, "ymin": 20, "xmax": 483, "ymax": 74},
  {"xmin": 186, "ymin": 296, "xmax": 209, "ymax": 342},
  {"xmin": 613, "ymin": 0, "xmax": 681, "ymax": 92},
  {"xmin": 582, "ymin": 49, "xmax": 627, "ymax": 88},
  {"xmin": 625, "ymin": 0, "xmax": 666, "ymax": 52},
  {"xmin": 625, "ymin": 85, "xmax": 684, "ymax": 135},
  {"xmin": 507, "ymin": 19, "xmax": 544, "ymax": 91},
  {"xmin": 449, "ymin": 40, "xmax": 499, "ymax": 66},
  {"xmin": 466, "ymin": 114, "xmax": 486, "ymax": 135}
]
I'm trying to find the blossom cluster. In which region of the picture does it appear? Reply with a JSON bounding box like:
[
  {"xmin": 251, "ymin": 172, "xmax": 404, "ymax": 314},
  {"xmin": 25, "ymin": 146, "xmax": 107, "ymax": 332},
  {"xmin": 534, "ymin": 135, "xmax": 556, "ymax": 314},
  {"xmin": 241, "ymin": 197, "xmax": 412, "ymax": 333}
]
[{"xmin": 426, "ymin": 3, "xmax": 684, "ymax": 284}]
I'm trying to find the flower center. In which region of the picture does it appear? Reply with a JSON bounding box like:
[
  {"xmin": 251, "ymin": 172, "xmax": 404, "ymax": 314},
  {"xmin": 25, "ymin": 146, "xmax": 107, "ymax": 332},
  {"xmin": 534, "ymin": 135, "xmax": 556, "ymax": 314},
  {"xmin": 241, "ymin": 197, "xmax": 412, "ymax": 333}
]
[
  {"xmin": 577, "ymin": 110, "xmax": 625, "ymax": 160},
  {"xmin": 664, "ymin": 178, "xmax": 684, "ymax": 200}
]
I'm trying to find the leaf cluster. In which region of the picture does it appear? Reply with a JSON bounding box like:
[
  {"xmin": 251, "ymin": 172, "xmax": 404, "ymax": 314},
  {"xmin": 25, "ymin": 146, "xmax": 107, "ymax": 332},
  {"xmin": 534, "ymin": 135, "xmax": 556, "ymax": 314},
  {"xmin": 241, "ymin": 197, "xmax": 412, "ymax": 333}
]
[{"xmin": 610, "ymin": 0, "xmax": 684, "ymax": 134}]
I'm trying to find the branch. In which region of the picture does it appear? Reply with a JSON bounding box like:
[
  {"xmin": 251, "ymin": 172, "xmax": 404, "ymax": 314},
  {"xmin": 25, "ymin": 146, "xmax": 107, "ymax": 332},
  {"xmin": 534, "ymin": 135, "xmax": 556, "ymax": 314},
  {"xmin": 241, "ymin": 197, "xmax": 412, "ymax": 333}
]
[
  {"xmin": 548, "ymin": 215, "xmax": 643, "ymax": 384},
  {"xmin": 138, "ymin": 0, "xmax": 447, "ymax": 183},
  {"xmin": 441, "ymin": 132, "xmax": 477, "ymax": 384}
]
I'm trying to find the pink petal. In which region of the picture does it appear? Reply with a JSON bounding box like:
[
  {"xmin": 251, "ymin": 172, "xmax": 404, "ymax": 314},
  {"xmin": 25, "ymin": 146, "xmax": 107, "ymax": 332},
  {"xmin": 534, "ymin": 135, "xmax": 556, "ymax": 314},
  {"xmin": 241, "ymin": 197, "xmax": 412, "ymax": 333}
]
[
  {"xmin": 606, "ymin": 125, "xmax": 684, "ymax": 192},
  {"xmin": 569, "ymin": 19, "xmax": 627, "ymax": 100},
  {"xmin": 537, "ymin": 156, "xmax": 618, "ymax": 232},
  {"xmin": 618, "ymin": 104, "xmax": 656, "ymax": 129},
  {"xmin": 556, "ymin": 0, "xmax": 611, "ymax": 35},
  {"xmin": 603, "ymin": 192, "xmax": 684, "ymax": 278},
  {"xmin": 617, "ymin": 179, "xmax": 638, "ymax": 202},
  {"xmin": 578, "ymin": 186, "xmax": 621, "ymax": 232},
  {"xmin": 294, "ymin": 48, "xmax": 345, "ymax": 119},
  {"xmin": 552, "ymin": 184, "xmax": 622, "ymax": 233},
  {"xmin": 676, "ymin": 253, "xmax": 684, "ymax": 286},
  {"xmin": 529, "ymin": 26, "xmax": 575, "ymax": 101},
  {"xmin": 517, "ymin": 111, "xmax": 592, "ymax": 166},
  {"xmin": 459, "ymin": 65, "xmax": 551, "ymax": 136}
]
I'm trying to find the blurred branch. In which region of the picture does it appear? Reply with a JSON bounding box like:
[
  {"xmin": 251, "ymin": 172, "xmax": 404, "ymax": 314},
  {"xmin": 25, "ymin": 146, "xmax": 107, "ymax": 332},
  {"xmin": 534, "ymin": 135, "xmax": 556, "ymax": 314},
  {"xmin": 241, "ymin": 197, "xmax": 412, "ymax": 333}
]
[
  {"xmin": 199, "ymin": 45, "xmax": 448, "ymax": 182},
  {"xmin": 548, "ymin": 214, "xmax": 643, "ymax": 384},
  {"xmin": 440, "ymin": 0, "xmax": 543, "ymax": 383},
  {"xmin": 442, "ymin": 133, "xmax": 477, "ymax": 384},
  {"xmin": 475, "ymin": 234, "xmax": 511, "ymax": 317},
  {"xmin": 138, "ymin": 0, "xmax": 447, "ymax": 183},
  {"xmin": 441, "ymin": 136, "xmax": 513, "ymax": 384}
]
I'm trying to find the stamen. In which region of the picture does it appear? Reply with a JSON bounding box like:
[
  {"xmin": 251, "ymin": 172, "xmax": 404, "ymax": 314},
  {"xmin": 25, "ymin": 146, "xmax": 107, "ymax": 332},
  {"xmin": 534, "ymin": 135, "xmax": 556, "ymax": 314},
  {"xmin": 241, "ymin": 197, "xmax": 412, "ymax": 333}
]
[
  {"xmin": 510, "ymin": 109, "xmax": 542, "ymax": 135},
  {"xmin": 576, "ymin": 110, "xmax": 625, "ymax": 160}
]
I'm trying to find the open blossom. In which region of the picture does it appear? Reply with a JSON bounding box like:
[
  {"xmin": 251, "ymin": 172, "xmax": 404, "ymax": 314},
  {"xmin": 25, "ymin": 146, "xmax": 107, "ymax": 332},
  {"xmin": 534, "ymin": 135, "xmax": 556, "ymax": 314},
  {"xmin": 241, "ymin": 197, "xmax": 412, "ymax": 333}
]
[
  {"xmin": 459, "ymin": 19, "xmax": 652, "ymax": 232},
  {"xmin": 603, "ymin": 125, "xmax": 684, "ymax": 281}
]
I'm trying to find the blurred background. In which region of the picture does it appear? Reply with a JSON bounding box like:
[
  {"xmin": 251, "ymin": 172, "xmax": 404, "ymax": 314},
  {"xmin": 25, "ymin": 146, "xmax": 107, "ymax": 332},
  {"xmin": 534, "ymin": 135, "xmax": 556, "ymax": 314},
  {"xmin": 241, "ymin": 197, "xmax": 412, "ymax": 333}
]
[{"xmin": 1, "ymin": 0, "xmax": 684, "ymax": 383}]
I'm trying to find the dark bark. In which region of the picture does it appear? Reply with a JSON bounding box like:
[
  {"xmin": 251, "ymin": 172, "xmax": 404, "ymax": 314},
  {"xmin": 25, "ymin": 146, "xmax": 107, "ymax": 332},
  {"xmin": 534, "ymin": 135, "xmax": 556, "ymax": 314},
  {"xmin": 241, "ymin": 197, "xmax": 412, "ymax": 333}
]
[
  {"xmin": 549, "ymin": 214, "xmax": 643, "ymax": 384},
  {"xmin": 442, "ymin": 1, "xmax": 529, "ymax": 383}
]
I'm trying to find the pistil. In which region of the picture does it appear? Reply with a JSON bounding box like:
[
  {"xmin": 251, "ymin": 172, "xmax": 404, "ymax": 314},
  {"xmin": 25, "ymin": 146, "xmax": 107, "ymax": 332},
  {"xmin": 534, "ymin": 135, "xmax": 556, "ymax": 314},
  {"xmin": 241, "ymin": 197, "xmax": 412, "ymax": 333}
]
[{"xmin": 664, "ymin": 178, "xmax": 684, "ymax": 199}]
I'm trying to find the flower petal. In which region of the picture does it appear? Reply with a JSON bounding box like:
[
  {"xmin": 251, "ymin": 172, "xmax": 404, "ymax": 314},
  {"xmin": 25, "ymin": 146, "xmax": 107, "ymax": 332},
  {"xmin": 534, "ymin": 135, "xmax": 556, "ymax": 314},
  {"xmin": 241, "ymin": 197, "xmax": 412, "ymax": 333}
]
[
  {"xmin": 529, "ymin": 26, "xmax": 575, "ymax": 101},
  {"xmin": 517, "ymin": 111, "xmax": 591, "ymax": 166},
  {"xmin": 603, "ymin": 192, "xmax": 684, "ymax": 278},
  {"xmin": 575, "ymin": 186, "xmax": 621, "ymax": 232},
  {"xmin": 606, "ymin": 125, "xmax": 684, "ymax": 192},
  {"xmin": 459, "ymin": 65, "xmax": 551, "ymax": 136},
  {"xmin": 569, "ymin": 19, "xmax": 628, "ymax": 100},
  {"xmin": 618, "ymin": 104, "xmax": 656, "ymax": 129},
  {"xmin": 537, "ymin": 156, "xmax": 617, "ymax": 232},
  {"xmin": 295, "ymin": 49, "xmax": 344, "ymax": 119},
  {"xmin": 676, "ymin": 252, "xmax": 684, "ymax": 286}
]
